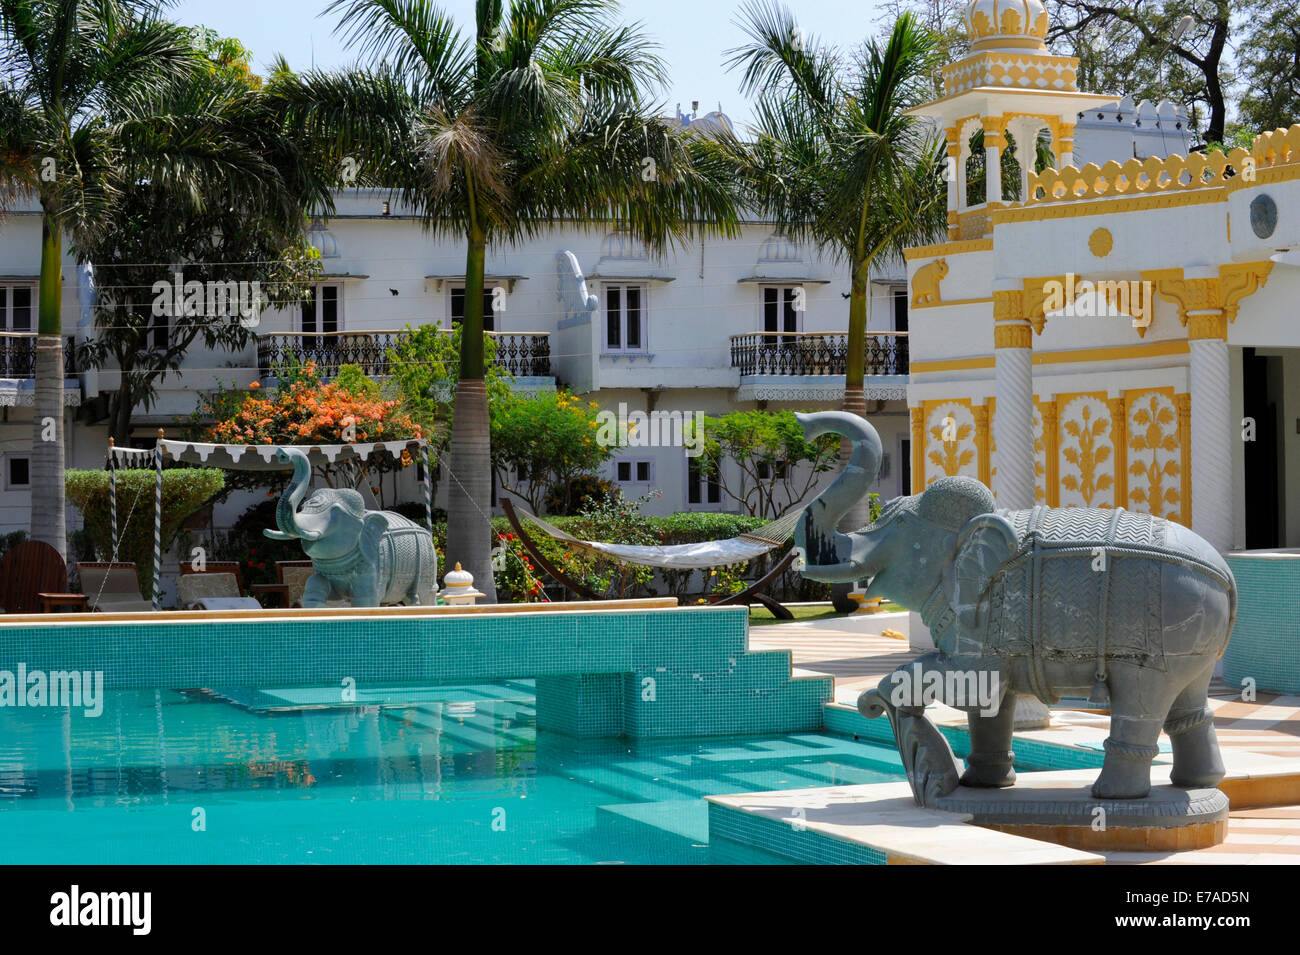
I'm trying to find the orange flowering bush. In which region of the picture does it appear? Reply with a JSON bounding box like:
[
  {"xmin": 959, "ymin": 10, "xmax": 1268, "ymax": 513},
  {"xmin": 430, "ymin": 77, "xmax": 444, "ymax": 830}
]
[{"xmin": 207, "ymin": 361, "xmax": 422, "ymax": 447}]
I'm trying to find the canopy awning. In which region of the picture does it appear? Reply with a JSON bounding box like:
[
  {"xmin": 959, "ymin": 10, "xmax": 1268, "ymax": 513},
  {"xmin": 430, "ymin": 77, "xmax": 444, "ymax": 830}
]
[{"xmin": 116, "ymin": 438, "xmax": 430, "ymax": 471}]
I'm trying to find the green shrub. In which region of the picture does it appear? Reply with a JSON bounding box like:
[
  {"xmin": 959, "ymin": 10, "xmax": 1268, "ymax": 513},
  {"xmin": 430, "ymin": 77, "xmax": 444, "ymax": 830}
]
[
  {"xmin": 66, "ymin": 468, "xmax": 225, "ymax": 595},
  {"xmin": 0, "ymin": 530, "xmax": 27, "ymax": 561},
  {"xmin": 543, "ymin": 474, "xmax": 617, "ymax": 516}
]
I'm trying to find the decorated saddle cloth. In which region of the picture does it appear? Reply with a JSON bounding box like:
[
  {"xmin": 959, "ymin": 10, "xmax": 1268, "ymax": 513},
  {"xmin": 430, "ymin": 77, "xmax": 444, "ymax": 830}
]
[{"xmin": 976, "ymin": 506, "xmax": 1231, "ymax": 670}]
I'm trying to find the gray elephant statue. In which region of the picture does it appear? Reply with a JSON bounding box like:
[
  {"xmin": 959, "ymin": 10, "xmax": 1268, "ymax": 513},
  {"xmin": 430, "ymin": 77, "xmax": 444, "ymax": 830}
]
[
  {"xmin": 794, "ymin": 411, "xmax": 1236, "ymax": 802},
  {"xmin": 264, "ymin": 447, "xmax": 437, "ymax": 608}
]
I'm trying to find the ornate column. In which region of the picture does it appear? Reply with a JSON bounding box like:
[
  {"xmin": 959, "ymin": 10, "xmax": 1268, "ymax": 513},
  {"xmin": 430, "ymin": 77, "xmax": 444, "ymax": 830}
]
[
  {"xmin": 1148, "ymin": 263, "xmax": 1273, "ymax": 550},
  {"xmin": 1057, "ymin": 121, "xmax": 1075, "ymax": 169},
  {"xmin": 993, "ymin": 288, "xmax": 1035, "ymax": 508},
  {"xmin": 1108, "ymin": 396, "xmax": 1128, "ymax": 508},
  {"xmin": 1186, "ymin": 317, "xmax": 1230, "ymax": 548},
  {"xmin": 983, "ymin": 117, "xmax": 1006, "ymax": 206},
  {"xmin": 910, "ymin": 406, "xmax": 926, "ymax": 494},
  {"xmin": 974, "ymin": 403, "xmax": 991, "ymax": 487},
  {"xmin": 1041, "ymin": 399, "xmax": 1060, "ymax": 507},
  {"xmin": 1175, "ymin": 393, "xmax": 1193, "ymax": 526},
  {"xmin": 946, "ymin": 132, "xmax": 961, "ymax": 239}
]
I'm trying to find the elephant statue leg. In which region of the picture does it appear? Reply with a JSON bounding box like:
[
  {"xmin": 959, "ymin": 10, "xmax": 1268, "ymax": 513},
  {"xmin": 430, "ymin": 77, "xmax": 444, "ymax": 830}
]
[
  {"xmin": 1164, "ymin": 662, "xmax": 1225, "ymax": 789},
  {"xmin": 301, "ymin": 573, "xmax": 333, "ymax": 608},
  {"xmin": 960, "ymin": 691, "xmax": 1018, "ymax": 788},
  {"xmin": 1092, "ymin": 663, "xmax": 1172, "ymax": 799},
  {"xmin": 352, "ymin": 572, "xmax": 380, "ymax": 608}
]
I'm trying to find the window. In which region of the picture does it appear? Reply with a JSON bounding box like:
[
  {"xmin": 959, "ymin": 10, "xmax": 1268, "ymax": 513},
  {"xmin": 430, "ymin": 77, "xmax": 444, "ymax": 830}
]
[
  {"xmin": 687, "ymin": 456, "xmax": 721, "ymax": 506},
  {"xmin": 450, "ymin": 285, "xmax": 497, "ymax": 332},
  {"xmin": 300, "ymin": 283, "xmax": 342, "ymax": 346},
  {"xmin": 755, "ymin": 460, "xmax": 788, "ymax": 480},
  {"xmin": 5, "ymin": 455, "xmax": 30, "ymax": 490},
  {"xmin": 761, "ymin": 285, "xmax": 801, "ymax": 344},
  {"xmin": 604, "ymin": 284, "xmax": 645, "ymax": 352},
  {"xmin": 0, "ymin": 284, "xmax": 33, "ymax": 332},
  {"xmin": 616, "ymin": 459, "xmax": 652, "ymax": 484},
  {"xmin": 150, "ymin": 310, "xmax": 169, "ymax": 350},
  {"xmin": 892, "ymin": 287, "xmax": 909, "ymax": 333}
]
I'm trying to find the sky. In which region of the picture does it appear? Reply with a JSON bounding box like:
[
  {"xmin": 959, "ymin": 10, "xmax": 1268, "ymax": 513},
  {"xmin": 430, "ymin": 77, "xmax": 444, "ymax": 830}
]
[{"xmin": 172, "ymin": 0, "xmax": 890, "ymax": 129}]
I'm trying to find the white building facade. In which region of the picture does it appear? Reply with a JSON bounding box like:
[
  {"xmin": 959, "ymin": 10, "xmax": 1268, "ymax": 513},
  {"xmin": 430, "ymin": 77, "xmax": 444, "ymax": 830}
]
[
  {"xmin": 0, "ymin": 30, "xmax": 1210, "ymax": 542},
  {"xmin": 905, "ymin": 0, "xmax": 1300, "ymax": 552}
]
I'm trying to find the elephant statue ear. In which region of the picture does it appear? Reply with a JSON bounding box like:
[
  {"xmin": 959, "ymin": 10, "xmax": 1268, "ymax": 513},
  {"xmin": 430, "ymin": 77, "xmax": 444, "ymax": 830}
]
[
  {"xmin": 946, "ymin": 513, "xmax": 1019, "ymax": 634},
  {"xmin": 360, "ymin": 513, "xmax": 389, "ymax": 565}
]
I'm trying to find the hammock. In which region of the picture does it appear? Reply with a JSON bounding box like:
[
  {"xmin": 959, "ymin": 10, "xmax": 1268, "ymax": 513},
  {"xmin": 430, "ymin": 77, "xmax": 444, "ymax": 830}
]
[{"xmin": 505, "ymin": 499, "xmax": 803, "ymax": 570}]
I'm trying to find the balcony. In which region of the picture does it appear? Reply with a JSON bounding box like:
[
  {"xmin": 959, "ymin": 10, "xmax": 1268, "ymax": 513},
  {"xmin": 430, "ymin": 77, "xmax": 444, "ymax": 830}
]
[
  {"xmin": 0, "ymin": 334, "xmax": 81, "ymax": 408},
  {"xmin": 256, "ymin": 330, "xmax": 552, "ymax": 381},
  {"xmin": 0, "ymin": 333, "xmax": 78, "ymax": 377},
  {"xmin": 730, "ymin": 331, "xmax": 909, "ymax": 402}
]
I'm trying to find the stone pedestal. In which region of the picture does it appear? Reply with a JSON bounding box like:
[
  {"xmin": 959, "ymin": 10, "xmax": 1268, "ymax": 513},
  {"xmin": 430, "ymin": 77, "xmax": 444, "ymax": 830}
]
[{"xmin": 934, "ymin": 784, "xmax": 1229, "ymax": 852}]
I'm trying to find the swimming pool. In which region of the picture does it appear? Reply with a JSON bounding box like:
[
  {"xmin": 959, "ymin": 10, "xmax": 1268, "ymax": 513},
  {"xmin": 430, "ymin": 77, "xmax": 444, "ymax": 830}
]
[{"xmin": 0, "ymin": 683, "xmax": 908, "ymax": 864}]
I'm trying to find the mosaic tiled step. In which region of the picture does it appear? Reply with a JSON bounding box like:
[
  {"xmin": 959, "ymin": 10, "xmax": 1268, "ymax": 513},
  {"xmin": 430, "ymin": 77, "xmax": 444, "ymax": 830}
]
[
  {"xmin": 0, "ymin": 603, "xmax": 831, "ymax": 741},
  {"xmin": 536, "ymin": 651, "xmax": 834, "ymax": 739},
  {"xmin": 706, "ymin": 781, "xmax": 1104, "ymax": 865}
]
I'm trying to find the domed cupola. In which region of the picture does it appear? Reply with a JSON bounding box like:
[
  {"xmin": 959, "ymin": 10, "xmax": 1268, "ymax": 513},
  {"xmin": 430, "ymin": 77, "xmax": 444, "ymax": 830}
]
[{"xmin": 965, "ymin": 0, "xmax": 1049, "ymax": 53}]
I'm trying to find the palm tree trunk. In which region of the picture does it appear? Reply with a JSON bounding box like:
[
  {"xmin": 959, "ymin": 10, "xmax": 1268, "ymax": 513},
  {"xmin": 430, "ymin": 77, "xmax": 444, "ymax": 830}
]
[
  {"xmin": 446, "ymin": 232, "xmax": 497, "ymax": 602},
  {"xmin": 31, "ymin": 212, "xmax": 66, "ymax": 560},
  {"xmin": 832, "ymin": 261, "xmax": 873, "ymax": 611}
]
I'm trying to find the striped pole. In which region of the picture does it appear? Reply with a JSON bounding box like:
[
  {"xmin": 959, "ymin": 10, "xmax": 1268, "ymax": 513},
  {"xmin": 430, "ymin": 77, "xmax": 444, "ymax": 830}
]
[
  {"xmin": 108, "ymin": 437, "xmax": 118, "ymax": 558},
  {"xmin": 422, "ymin": 441, "xmax": 434, "ymax": 533},
  {"xmin": 153, "ymin": 429, "xmax": 163, "ymax": 611}
]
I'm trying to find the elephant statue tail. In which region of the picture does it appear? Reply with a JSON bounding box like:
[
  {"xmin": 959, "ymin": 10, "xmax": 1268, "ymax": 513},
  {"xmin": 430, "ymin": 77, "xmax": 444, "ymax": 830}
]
[{"xmin": 793, "ymin": 411, "xmax": 883, "ymax": 582}]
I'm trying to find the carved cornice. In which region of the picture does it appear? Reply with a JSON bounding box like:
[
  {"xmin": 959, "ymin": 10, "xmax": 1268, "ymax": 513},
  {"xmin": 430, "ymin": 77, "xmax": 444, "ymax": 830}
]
[
  {"xmin": 1187, "ymin": 313, "xmax": 1228, "ymax": 340},
  {"xmin": 992, "ymin": 288, "xmax": 1023, "ymax": 322},
  {"xmin": 1144, "ymin": 262, "xmax": 1273, "ymax": 332},
  {"xmin": 995, "ymin": 323, "xmax": 1033, "ymax": 349},
  {"xmin": 1220, "ymin": 261, "xmax": 1274, "ymax": 321}
]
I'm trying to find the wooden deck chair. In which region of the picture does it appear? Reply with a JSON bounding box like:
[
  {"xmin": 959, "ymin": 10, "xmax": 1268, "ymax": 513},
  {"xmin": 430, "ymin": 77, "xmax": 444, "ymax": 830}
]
[
  {"xmin": 0, "ymin": 540, "xmax": 68, "ymax": 613},
  {"xmin": 178, "ymin": 560, "xmax": 247, "ymax": 594},
  {"xmin": 176, "ymin": 572, "xmax": 262, "ymax": 610},
  {"xmin": 76, "ymin": 562, "xmax": 154, "ymax": 613}
]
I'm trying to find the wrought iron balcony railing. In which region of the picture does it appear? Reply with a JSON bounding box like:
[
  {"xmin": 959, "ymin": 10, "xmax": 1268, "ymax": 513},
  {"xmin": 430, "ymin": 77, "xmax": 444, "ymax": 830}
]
[
  {"xmin": 256, "ymin": 330, "xmax": 552, "ymax": 380},
  {"xmin": 730, "ymin": 331, "xmax": 908, "ymax": 377},
  {"xmin": 0, "ymin": 333, "xmax": 78, "ymax": 378}
]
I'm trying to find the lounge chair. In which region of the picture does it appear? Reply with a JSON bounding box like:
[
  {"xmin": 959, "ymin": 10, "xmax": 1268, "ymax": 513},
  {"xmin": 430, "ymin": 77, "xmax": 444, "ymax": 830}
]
[
  {"xmin": 0, "ymin": 540, "xmax": 69, "ymax": 613},
  {"xmin": 76, "ymin": 562, "xmax": 154, "ymax": 612},
  {"xmin": 176, "ymin": 572, "xmax": 262, "ymax": 611},
  {"xmin": 178, "ymin": 560, "xmax": 247, "ymax": 594}
]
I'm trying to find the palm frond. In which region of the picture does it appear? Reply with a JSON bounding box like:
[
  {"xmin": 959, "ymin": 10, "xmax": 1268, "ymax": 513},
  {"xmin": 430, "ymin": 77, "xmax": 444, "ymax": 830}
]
[{"xmin": 327, "ymin": 0, "xmax": 471, "ymax": 102}]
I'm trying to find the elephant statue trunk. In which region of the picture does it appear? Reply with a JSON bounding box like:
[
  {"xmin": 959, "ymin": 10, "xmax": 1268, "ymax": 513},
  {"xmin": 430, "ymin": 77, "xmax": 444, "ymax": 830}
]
[
  {"xmin": 793, "ymin": 410, "xmax": 882, "ymax": 583},
  {"xmin": 273, "ymin": 447, "xmax": 321, "ymax": 541}
]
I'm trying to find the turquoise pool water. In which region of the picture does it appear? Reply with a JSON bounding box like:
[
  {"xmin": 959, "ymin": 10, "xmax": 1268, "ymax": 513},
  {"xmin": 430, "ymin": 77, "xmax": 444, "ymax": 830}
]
[{"xmin": 0, "ymin": 683, "xmax": 907, "ymax": 864}]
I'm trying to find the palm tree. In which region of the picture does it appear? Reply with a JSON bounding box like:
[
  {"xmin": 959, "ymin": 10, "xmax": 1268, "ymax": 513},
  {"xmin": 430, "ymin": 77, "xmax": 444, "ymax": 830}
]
[
  {"xmin": 726, "ymin": 3, "xmax": 949, "ymax": 607},
  {"xmin": 76, "ymin": 37, "xmax": 333, "ymax": 448},
  {"xmin": 0, "ymin": 0, "xmax": 195, "ymax": 559},
  {"xmin": 273, "ymin": 0, "xmax": 740, "ymax": 600}
]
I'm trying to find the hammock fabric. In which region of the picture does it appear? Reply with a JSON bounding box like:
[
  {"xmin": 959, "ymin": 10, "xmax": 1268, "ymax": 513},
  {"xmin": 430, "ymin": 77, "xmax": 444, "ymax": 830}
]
[{"xmin": 507, "ymin": 500, "xmax": 802, "ymax": 570}]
